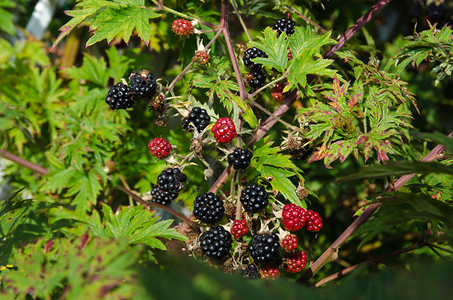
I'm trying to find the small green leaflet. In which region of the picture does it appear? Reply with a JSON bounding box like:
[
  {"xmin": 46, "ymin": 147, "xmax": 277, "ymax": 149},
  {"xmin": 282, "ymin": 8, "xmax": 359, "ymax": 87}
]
[
  {"xmin": 89, "ymin": 204, "xmax": 186, "ymax": 250},
  {"xmin": 51, "ymin": 0, "xmax": 161, "ymax": 50},
  {"xmin": 252, "ymin": 27, "xmax": 289, "ymax": 72},
  {"xmin": 251, "ymin": 139, "xmax": 305, "ymax": 207}
]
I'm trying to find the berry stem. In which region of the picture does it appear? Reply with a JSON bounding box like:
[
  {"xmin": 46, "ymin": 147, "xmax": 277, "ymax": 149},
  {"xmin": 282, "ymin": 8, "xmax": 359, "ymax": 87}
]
[
  {"xmin": 234, "ymin": 170, "xmax": 243, "ymax": 221},
  {"xmin": 297, "ymin": 132, "xmax": 451, "ymax": 283},
  {"xmin": 229, "ymin": 0, "xmax": 253, "ymax": 42},
  {"xmin": 0, "ymin": 149, "xmax": 48, "ymax": 175},
  {"xmin": 116, "ymin": 185, "xmax": 200, "ymax": 233},
  {"xmin": 151, "ymin": 1, "xmax": 217, "ymax": 29},
  {"xmin": 167, "ymin": 29, "xmax": 223, "ymax": 94}
]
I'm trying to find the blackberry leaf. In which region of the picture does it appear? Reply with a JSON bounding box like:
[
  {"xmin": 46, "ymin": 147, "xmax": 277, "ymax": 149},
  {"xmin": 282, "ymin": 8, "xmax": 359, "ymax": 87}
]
[{"xmin": 252, "ymin": 27, "xmax": 289, "ymax": 72}]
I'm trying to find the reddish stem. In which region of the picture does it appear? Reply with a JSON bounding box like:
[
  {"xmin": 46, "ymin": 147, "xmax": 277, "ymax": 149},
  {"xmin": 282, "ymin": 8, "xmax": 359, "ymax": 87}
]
[{"xmin": 0, "ymin": 149, "xmax": 49, "ymax": 175}]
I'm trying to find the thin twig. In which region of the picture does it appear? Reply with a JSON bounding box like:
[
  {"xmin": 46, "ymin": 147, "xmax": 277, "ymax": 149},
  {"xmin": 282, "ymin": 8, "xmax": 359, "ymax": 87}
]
[
  {"xmin": 313, "ymin": 241, "xmax": 424, "ymax": 287},
  {"xmin": 284, "ymin": 6, "xmax": 326, "ymax": 34},
  {"xmin": 116, "ymin": 185, "xmax": 200, "ymax": 232},
  {"xmin": 0, "ymin": 149, "xmax": 49, "ymax": 175},
  {"xmin": 117, "ymin": 172, "xmax": 134, "ymax": 206},
  {"xmin": 167, "ymin": 29, "xmax": 223, "ymax": 94},
  {"xmin": 229, "ymin": 0, "xmax": 252, "ymax": 42}
]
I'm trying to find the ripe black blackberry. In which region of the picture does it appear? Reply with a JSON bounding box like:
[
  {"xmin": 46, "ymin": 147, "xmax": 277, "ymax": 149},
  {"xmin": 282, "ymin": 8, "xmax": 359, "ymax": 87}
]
[
  {"xmin": 242, "ymin": 264, "xmax": 261, "ymax": 279},
  {"xmin": 105, "ymin": 82, "xmax": 137, "ymax": 110},
  {"xmin": 248, "ymin": 233, "xmax": 281, "ymax": 266},
  {"xmin": 156, "ymin": 168, "xmax": 187, "ymax": 192},
  {"xmin": 272, "ymin": 18, "xmax": 296, "ymax": 37},
  {"xmin": 199, "ymin": 226, "xmax": 232, "ymax": 261},
  {"xmin": 151, "ymin": 188, "xmax": 178, "ymax": 206},
  {"xmin": 193, "ymin": 192, "xmax": 225, "ymax": 225},
  {"xmin": 247, "ymin": 69, "xmax": 266, "ymax": 89},
  {"xmin": 182, "ymin": 107, "xmax": 211, "ymax": 133},
  {"xmin": 129, "ymin": 72, "xmax": 157, "ymax": 99},
  {"xmin": 240, "ymin": 183, "xmax": 268, "ymax": 213},
  {"xmin": 227, "ymin": 148, "xmax": 253, "ymax": 169},
  {"xmin": 243, "ymin": 47, "xmax": 268, "ymax": 70}
]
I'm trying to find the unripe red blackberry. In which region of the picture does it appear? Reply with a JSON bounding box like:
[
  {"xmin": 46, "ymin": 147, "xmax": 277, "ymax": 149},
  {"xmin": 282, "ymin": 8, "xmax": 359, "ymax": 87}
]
[
  {"xmin": 260, "ymin": 267, "xmax": 280, "ymax": 279},
  {"xmin": 129, "ymin": 72, "xmax": 157, "ymax": 100},
  {"xmin": 193, "ymin": 50, "xmax": 210, "ymax": 64},
  {"xmin": 211, "ymin": 117, "xmax": 237, "ymax": 143},
  {"xmin": 227, "ymin": 148, "xmax": 253, "ymax": 170},
  {"xmin": 281, "ymin": 234, "xmax": 298, "ymax": 252},
  {"xmin": 193, "ymin": 192, "xmax": 225, "ymax": 225},
  {"xmin": 199, "ymin": 226, "xmax": 233, "ymax": 261},
  {"xmin": 282, "ymin": 204, "xmax": 307, "ymax": 231},
  {"xmin": 271, "ymin": 83, "xmax": 286, "ymax": 103},
  {"xmin": 305, "ymin": 210, "xmax": 323, "ymax": 232},
  {"xmin": 272, "ymin": 18, "xmax": 296, "ymax": 37},
  {"xmin": 240, "ymin": 183, "xmax": 268, "ymax": 213},
  {"xmin": 151, "ymin": 188, "xmax": 178, "ymax": 206},
  {"xmin": 243, "ymin": 47, "xmax": 268, "ymax": 70},
  {"xmin": 231, "ymin": 219, "xmax": 248, "ymax": 239},
  {"xmin": 105, "ymin": 82, "xmax": 137, "ymax": 110},
  {"xmin": 242, "ymin": 264, "xmax": 260, "ymax": 279},
  {"xmin": 148, "ymin": 138, "xmax": 172, "ymax": 158},
  {"xmin": 172, "ymin": 19, "xmax": 194, "ymax": 37},
  {"xmin": 156, "ymin": 167, "xmax": 187, "ymax": 192},
  {"xmin": 248, "ymin": 233, "xmax": 281, "ymax": 266},
  {"xmin": 285, "ymin": 250, "xmax": 307, "ymax": 273},
  {"xmin": 247, "ymin": 69, "xmax": 266, "ymax": 89},
  {"xmin": 182, "ymin": 107, "xmax": 211, "ymax": 133}
]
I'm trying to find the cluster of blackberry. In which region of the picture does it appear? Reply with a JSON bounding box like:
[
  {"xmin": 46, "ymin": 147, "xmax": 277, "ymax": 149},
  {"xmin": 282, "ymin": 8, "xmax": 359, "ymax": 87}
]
[
  {"xmin": 193, "ymin": 192, "xmax": 225, "ymax": 224},
  {"xmin": 151, "ymin": 167, "xmax": 187, "ymax": 205},
  {"xmin": 105, "ymin": 71, "xmax": 157, "ymax": 110},
  {"xmin": 181, "ymin": 107, "xmax": 211, "ymax": 133},
  {"xmin": 272, "ymin": 18, "xmax": 296, "ymax": 37},
  {"xmin": 243, "ymin": 47, "xmax": 267, "ymax": 89}
]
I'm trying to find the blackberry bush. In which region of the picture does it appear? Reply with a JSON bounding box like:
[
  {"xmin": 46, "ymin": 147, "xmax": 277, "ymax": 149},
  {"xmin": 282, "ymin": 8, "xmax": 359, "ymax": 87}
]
[
  {"xmin": 242, "ymin": 47, "xmax": 268, "ymax": 70},
  {"xmin": 105, "ymin": 82, "xmax": 136, "ymax": 110},
  {"xmin": 240, "ymin": 184, "xmax": 268, "ymax": 213},
  {"xmin": 227, "ymin": 148, "xmax": 253, "ymax": 170},
  {"xmin": 129, "ymin": 72, "xmax": 157, "ymax": 100},
  {"xmin": 193, "ymin": 192, "xmax": 225, "ymax": 224},
  {"xmin": 248, "ymin": 233, "xmax": 281, "ymax": 266},
  {"xmin": 199, "ymin": 226, "xmax": 233, "ymax": 261},
  {"xmin": 181, "ymin": 107, "xmax": 211, "ymax": 133}
]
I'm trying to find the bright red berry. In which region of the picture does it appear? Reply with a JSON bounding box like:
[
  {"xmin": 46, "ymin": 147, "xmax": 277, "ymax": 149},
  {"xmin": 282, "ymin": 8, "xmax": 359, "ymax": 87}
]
[
  {"xmin": 287, "ymin": 48, "xmax": 293, "ymax": 60},
  {"xmin": 305, "ymin": 210, "xmax": 323, "ymax": 232},
  {"xmin": 193, "ymin": 50, "xmax": 210, "ymax": 64},
  {"xmin": 281, "ymin": 234, "xmax": 298, "ymax": 252},
  {"xmin": 211, "ymin": 117, "xmax": 237, "ymax": 143},
  {"xmin": 172, "ymin": 19, "xmax": 194, "ymax": 37},
  {"xmin": 285, "ymin": 251, "xmax": 307, "ymax": 273},
  {"xmin": 231, "ymin": 219, "xmax": 248, "ymax": 239},
  {"xmin": 148, "ymin": 137, "xmax": 172, "ymax": 158},
  {"xmin": 260, "ymin": 267, "xmax": 280, "ymax": 279},
  {"xmin": 282, "ymin": 204, "xmax": 307, "ymax": 231}
]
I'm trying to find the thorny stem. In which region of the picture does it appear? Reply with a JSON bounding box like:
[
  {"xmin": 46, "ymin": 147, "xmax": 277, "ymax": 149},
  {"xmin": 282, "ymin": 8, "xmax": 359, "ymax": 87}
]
[
  {"xmin": 116, "ymin": 185, "xmax": 200, "ymax": 233},
  {"xmin": 313, "ymin": 241, "xmax": 426, "ymax": 287},
  {"xmin": 0, "ymin": 149, "xmax": 48, "ymax": 175},
  {"xmin": 167, "ymin": 29, "xmax": 223, "ymax": 94},
  {"xmin": 229, "ymin": 0, "xmax": 253, "ymax": 42},
  {"xmin": 323, "ymin": 0, "xmax": 392, "ymax": 59},
  {"xmin": 221, "ymin": 0, "xmax": 248, "ymax": 100},
  {"xmin": 297, "ymin": 131, "xmax": 452, "ymax": 283}
]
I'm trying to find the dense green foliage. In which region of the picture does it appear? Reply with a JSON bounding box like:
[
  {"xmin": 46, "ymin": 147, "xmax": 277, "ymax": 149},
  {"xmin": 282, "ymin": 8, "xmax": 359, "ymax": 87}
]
[{"xmin": 1, "ymin": 0, "xmax": 453, "ymax": 298}]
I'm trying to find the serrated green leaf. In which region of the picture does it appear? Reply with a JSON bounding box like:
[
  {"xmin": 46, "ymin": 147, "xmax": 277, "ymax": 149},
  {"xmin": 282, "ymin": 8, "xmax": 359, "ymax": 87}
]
[{"xmin": 252, "ymin": 27, "xmax": 289, "ymax": 72}]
